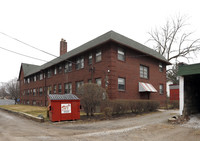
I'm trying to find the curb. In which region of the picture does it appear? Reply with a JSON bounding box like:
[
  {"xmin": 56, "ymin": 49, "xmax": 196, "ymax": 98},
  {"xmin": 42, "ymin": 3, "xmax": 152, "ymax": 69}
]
[{"xmin": 0, "ymin": 107, "xmax": 44, "ymax": 122}]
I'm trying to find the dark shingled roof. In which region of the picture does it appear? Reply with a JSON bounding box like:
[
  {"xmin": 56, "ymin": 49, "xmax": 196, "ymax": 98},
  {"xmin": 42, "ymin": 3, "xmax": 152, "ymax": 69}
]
[
  {"xmin": 178, "ymin": 63, "xmax": 200, "ymax": 76},
  {"xmin": 48, "ymin": 94, "xmax": 79, "ymax": 100},
  {"xmin": 21, "ymin": 63, "xmax": 40, "ymax": 76},
  {"xmin": 22, "ymin": 30, "xmax": 170, "ymax": 77}
]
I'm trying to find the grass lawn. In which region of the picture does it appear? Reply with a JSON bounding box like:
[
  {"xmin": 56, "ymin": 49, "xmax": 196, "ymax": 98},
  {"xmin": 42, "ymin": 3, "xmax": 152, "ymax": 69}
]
[
  {"xmin": 0, "ymin": 104, "xmax": 87, "ymax": 121},
  {"xmin": 0, "ymin": 104, "xmax": 48, "ymax": 119}
]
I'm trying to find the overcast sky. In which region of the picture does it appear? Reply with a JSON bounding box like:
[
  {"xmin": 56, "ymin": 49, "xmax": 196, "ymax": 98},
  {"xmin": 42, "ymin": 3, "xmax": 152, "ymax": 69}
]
[{"xmin": 0, "ymin": 0, "xmax": 200, "ymax": 83}]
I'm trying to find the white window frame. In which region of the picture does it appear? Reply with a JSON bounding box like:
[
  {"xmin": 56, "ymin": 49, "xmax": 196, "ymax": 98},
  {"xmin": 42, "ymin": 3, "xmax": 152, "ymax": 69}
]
[
  {"xmin": 96, "ymin": 50, "xmax": 102, "ymax": 62},
  {"xmin": 118, "ymin": 48, "xmax": 125, "ymax": 61},
  {"xmin": 95, "ymin": 78, "xmax": 102, "ymax": 86},
  {"xmin": 88, "ymin": 53, "xmax": 92, "ymax": 65},
  {"xmin": 159, "ymin": 84, "xmax": 164, "ymax": 94},
  {"xmin": 159, "ymin": 63, "xmax": 163, "ymax": 72},
  {"xmin": 65, "ymin": 62, "xmax": 72, "ymax": 73},
  {"xmin": 76, "ymin": 57, "xmax": 84, "ymax": 70},
  {"xmin": 76, "ymin": 81, "xmax": 84, "ymax": 91},
  {"xmin": 65, "ymin": 83, "xmax": 72, "ymax": 93},
  {"xmin": 140, "ymin": 65, "xmax": 149, "ymax": 79},
  {"xmin": 118, "ymin": 77, "xmax": 125, "ymax": 91},
  {"xmin": 58, "ymin": 84, "xmax": 62, "ymax": 93}
]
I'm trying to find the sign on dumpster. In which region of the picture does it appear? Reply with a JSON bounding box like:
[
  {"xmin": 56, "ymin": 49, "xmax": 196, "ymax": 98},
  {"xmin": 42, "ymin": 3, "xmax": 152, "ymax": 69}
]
[{"xmin": 61, "ymin": 103, "xmax": 71, "ymax": 114}]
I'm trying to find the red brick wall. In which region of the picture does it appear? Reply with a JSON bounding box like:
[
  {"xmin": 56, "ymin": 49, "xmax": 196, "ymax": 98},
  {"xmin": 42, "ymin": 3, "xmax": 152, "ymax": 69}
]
[{"xmin": 19, "ymin": 41, "xmax": 167, "ymax": 106}]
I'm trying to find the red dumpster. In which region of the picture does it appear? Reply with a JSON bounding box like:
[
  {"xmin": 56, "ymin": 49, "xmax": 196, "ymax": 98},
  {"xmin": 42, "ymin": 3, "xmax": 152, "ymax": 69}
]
[{"xmin": 48, "ymin": 94, "xmax": 80, "ymax": 122}]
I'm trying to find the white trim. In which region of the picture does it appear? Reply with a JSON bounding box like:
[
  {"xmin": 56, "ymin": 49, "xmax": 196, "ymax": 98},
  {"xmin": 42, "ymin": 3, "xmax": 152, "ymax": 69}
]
[{"xmin": 179, "ymin": 76, "xmax": 184, "ymax": 115}]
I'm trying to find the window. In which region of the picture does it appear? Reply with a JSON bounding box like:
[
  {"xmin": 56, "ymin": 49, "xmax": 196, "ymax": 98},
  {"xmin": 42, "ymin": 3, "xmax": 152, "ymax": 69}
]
[
  {"xmin": 32, "ymin": 100, "xmax": 36, "ymax": 105},
  {"xmin": 118, "ymin": 48, "xmax": 125, "ymax": 61},
  {"xmin": 27, "ymin": 78, "xmax": 30, "ymax": 83},
  {"xmin": 88, "ymin": 79, "xmax": 92, "ymax": 83},
  {"xmin": 159, "ymin": 84, "xmax": 164, "ymax": 94},
  {"xmin": 96, "ymin": 50, "xmax": 102, "ymax": 62},
  {"xmin": 76, "ymin": 81, "xmax": 84, "ymax": 91},
  {"xmin": 65, "ymin": 83, "xmax": 72, "ymax": 93},
  {"xmin": 95, "ymin": 78, "xmax": 102, "ymax": 86},
  {"xmin": 159, "ymin": 63, "xmax": 163, "ymax": 72},
  {"xmin": 118, "ymin": 78, "xmax": 125, "ymax": 91},
  {"xmin": 54, "ymin": 67, "xmax": 57, "ymax": 75},
  {"xmin": 33, "ymin": 89, "xmax": 36, "ymax": 96},
  {"xmin": 39, "ymin": 87, "xmax": 43, "ymax": 95},
  {"xmin": 27, "ymin": 89, "xmax": 30, "ymax": 95},
  {"xmin": 47, "ymin": 69, "xmax": 52, "ymax": 78},
  {"xmin": 76, "ymin": 57, "xmax": 84, "ymax": 70},
  {"xmin": 140, "ymin": 65, "xmax": 149, "ymax": 79},
  {"xmin": 58, "ymin": 84, "xmax": 62, "ymax": 93},
  {"xmin": 53, "ymin": 85, "xmax": 57, "ymax": 93},
  {"xmin": 48, "ymin": 86, "xmax": 52, "ymax": 94},
  {"xmin": 58, "ymin": 65, "xmax": 62, "ymax": 73},
  {"xmin": 40, "ymin": 73, "xmax": 43, "ymax": 80},
  {"xmin": 88, "ymin": 53, "xmax": 92, "ymax": 65},
  {"xmin": 65, "ymin": 62, "xmax": 72, "ymax": 73},
  {"xmin": 34, "ymin": 75, "xmax": 37, "ymax": 82}
]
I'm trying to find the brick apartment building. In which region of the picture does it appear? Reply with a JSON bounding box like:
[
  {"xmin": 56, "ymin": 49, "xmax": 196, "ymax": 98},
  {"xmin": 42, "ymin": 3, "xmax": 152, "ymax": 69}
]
[{"xmin": 18, "ymin": 31, "xmax": 170, "ymax": 106}]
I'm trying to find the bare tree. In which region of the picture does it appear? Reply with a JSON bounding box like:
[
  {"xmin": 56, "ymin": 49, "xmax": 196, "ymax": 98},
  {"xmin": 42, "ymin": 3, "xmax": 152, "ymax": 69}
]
[
  {"xmin": 0, "ymin": 83, "xmax": 8, "ymax": 98},
  {"xmin": 148, "ymin": 15, "xmax": 200, "ymax": 83},
  {"xmin": 148, "ymin": 16, "xmax": 200, "ymax": 62},
  {"xmin": 6, "ymin": 78, "xmax": 20, "ymax": 104},
  {"xmin": 77, "ymin": 83, "xmax": 107, "ymax": 116}
]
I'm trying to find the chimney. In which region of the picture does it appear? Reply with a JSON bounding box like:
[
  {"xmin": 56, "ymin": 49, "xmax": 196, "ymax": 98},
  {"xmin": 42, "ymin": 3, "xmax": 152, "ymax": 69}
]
[{"xmin": 60, "ymin": 38, "xmax": 67, "ymax": 56}]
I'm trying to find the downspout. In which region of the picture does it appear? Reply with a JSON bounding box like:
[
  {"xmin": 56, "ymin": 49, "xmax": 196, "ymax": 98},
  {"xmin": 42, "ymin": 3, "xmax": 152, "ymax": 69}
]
[{"xmin": 179, "ymin": 76, "xmax": 184, "ymax": 115}]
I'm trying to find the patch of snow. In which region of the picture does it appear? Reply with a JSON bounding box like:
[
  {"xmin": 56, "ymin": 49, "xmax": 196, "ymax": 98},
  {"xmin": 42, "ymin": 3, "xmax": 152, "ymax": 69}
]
[{"xmin": 182, "ymin": 114, "xmax": 200, "ymax": 129}]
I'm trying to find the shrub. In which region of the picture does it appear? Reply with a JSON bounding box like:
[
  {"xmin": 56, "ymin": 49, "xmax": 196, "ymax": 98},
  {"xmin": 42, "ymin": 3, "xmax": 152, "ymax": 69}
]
[
  {"xmin": 107, "ymin": 100, "xmax": 160, "ymax": 115},
  {"xmin": 103, "ymin": 107, "xmax": 113, "ymax": 118},
  {"xmin": 77, "ymin": 83, "xmax": 107, "ymax": 116}
]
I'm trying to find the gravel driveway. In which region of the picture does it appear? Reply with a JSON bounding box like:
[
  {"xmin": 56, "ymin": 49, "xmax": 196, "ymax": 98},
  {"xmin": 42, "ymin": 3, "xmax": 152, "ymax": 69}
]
[{"xmin": 0, "ymin": 109, "xmax": 200, "ymax": 141}]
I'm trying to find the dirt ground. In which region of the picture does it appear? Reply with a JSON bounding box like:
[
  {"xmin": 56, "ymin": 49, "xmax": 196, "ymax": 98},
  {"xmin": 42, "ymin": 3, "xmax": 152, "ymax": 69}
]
[{"xmin": 0, "ymin": 109, "xmax": 200, "ymax": 141}]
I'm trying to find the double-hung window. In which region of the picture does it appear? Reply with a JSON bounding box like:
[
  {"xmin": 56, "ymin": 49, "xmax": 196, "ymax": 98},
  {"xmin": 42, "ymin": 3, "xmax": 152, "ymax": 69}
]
[
  {"xmin": 96, "ymin": 50, "xmax": 102, "ymax": 62},
  {"xmin": 118, "ymin": 48, "xmax": 125, "ymax": 61},
  {"xmin": 65, "ymin": 83, "xmax": 72, "ymax": 93},
  {"xmin": 95, "ymin": 78, "xmax": 102, "ymax": 86},
  {"xmin": 39, "ymin": 87, "xmax": 43, "ymax": 95},
  {"xmin": 118, "ymin": 78, "xmax": 125, "ymax": 91},
  {"xmin": 65, "ymin": 62, "xmax": 72, "ymax": 73},
  {"xmin": 58, "ymin": 84, "xmax": 62, "ymax": 93},
  {"xmin": 88, "ymin": 53, "xmax": 92, "ymax": 65},
  {"xmin": 40, "ymin": 73, "xmax": 43, "ymax": 80},
  {"xmin": 140, "ymin": 65, "xmax": 149, "ymax": 79},
  {"xmin": 76, "ymin": 81, "xmax": 84, "ymax": 91},
  {"xmin": 47, "ymin": 69, "xmax": 52, "ymax": 78},
  {"xmin": 76, "ymin": 57, "xmax": 84, "ymax": 70},
  {"xmin": 159, "ymin": 63, "xmax": 163, "ymax": 72},
  {"xmin": 159, "ymin": 84, "xmax": 164, "ymax": 94}
]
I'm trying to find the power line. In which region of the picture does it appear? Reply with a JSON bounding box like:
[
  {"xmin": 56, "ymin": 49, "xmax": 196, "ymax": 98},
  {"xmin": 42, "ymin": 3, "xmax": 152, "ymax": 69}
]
[
  {"xmin": 0, "ymin": 32, "xmax": 75, "ymax": 64},
  {"xmin": 0, "ymin": 46, "xmax": 48, "ymax": 62},
  {"xmin": 0, "ymin": 32, "xmax": 59, "ymax": 58}
]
